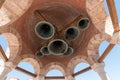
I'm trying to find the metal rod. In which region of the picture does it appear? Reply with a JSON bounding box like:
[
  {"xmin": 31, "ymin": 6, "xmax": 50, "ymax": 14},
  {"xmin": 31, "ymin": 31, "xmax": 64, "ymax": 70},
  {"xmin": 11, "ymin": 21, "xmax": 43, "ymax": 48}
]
[
  {"xmin": 72, "ymin": 67, "xmax": 91, "ymax": 77},
  {"xmin": 15, "ymin": 67, "xmax": 37, "ymax": 78},
  {"xmin": 106, "ymin": 0, "xmax": 119, "ymax": 28},
  {"xmin": 34, "ymin": 10, "xmax": 47, "ymax": 21},
  {"xmin": 0, "ymin": 45, "xmax": 8, "ymax": 62},
  {"xmin": 98, "ymin": 44, "xmax": 115, "ymax": 63},
  {"xmin": 73, "ymin": 44, "xmax": 115, "ymax": 77},
  {"xmin": 45, "ymin": 76, "xmax": 64, "ymax": 79}
]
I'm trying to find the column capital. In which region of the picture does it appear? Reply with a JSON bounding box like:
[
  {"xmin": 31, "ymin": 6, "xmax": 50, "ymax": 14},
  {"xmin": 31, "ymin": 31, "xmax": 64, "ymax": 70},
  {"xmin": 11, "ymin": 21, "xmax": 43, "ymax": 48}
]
[
  {"xmin": 91, "ymin": 63, "xmax": 110, "ymax": 80},
  {"xmin": 109, "ymin": 31, "xmax": 120, "ymax": 44},
  {"xmin": 65, "ymin": 74, "xmax": 74, "ymax": 80},
  {"xmin": 5, "ymin": 61, "xmax": 16, "ymax": 70},
  {"xmin": 91, "ymin": 62, "xmax": 105, "ymax": 72}
]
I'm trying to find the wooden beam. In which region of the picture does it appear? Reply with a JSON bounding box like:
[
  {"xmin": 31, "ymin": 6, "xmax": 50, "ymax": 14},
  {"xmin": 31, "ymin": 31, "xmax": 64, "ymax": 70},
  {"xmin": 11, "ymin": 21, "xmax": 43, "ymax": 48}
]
[
  {"xmin": 45, "ymin": 76, "xmax": 64, "ymax": 79},
  {"xmin": 0, "ymin": 45, "xmax": 8, "ymax": 62},
  {"xmin": 34, "ymin": 10, "xmax": 47, "ymax": 21},
  {"xmin": 72, "ymin": 67, "xmax": 91, "ymax": 77},
  {"xmin": 98, "ymin": 44, "xmax": 115, "ymax": 63},
  {"xmin": 106, "ymin": 0, "xmax": 119, "ymax": 28},
  {"xmin": 15, "ymin": 67, "xmax": 37, "ymax": 78}
]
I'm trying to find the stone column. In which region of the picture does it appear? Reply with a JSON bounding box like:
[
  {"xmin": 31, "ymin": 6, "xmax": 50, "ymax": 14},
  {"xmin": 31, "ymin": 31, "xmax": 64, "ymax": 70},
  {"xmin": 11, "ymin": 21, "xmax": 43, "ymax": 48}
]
[
  {"xmin": 30, "ymin": 74, "xmax": 44, "ymax": 80},
  {"xmin": 109, "ymin": 31, "xmax": 120, "ymax": 44},
  {"xmin": 91, "ymin": 63, "xmax": 110, "ymax": 80},
  {"xmin": 0, "ymin": 61, "xmax": 16, "ymax": 80},
  {"xmin": 65, "ymin": 74, "xmax": 74, "ymax": 80}
]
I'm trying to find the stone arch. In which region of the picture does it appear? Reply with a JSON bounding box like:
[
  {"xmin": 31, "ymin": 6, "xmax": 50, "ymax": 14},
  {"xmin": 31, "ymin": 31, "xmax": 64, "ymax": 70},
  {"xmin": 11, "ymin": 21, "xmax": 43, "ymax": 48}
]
[
  {"xmin": 67, "ymin": 55, "xmax": 88, "ymax": 74},
  {"xmin": 86, "ymin": 0, "xmax": 108, "ymax": 32},
  {"xmin": 19, "ymin": 54, "xmax": 42, "ymax": 75},
  {"xmin": 20, "ymin": 57, "xmax": 41, "ymax": 75},
  {"xmin": 44, "ymin": 62, "xmax": 66, "ymax": 76},
  {"xmin": 87, "ymin": 33, "xmax": 109, "ymax": 57},
  {"xmin": 0, "ymin": 0, "xmax": 33, "ymax": 26},
  {"xmin": 0, "ymin": 27, "xmax": 22, "ymax": 61}
]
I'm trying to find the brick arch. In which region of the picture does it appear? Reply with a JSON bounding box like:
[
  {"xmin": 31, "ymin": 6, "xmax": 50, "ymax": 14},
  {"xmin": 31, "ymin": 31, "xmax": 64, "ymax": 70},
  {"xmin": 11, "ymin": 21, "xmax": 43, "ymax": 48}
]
[
  {"xmin": 86, "ymin": 0, "xmax": 108, "ymax": 32},
  {"xmin": 0, "ymin": 0, "xmax": 33, "ymax": 26},
  {"xmin": 44, "ymin": 62, "xmax": 66, "ymax": 76},
  {"xmin": 1, "ymin": 28, "xmax": 22, "ymax": 61},
  {"xmin": 20, "ymin": 57, "xmax": 41, "ymax": 74},
  {"xmin": 87, "ymin": 33, "xmax": 110, "ymax": 57},
  {"xmin": 67, "ymin": 55, "xmax": 88, "ymax": 74}
]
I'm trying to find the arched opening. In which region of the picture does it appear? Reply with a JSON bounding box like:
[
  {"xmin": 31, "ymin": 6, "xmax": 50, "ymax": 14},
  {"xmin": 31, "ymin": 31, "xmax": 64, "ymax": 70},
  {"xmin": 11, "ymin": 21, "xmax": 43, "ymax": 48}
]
[
  {"xmin": 44, "ymin": 63, "xmax": 65, "ymax": 80},
  {"xmin": 74, "ymin": 63, "xmax": 101, "ymax": 80},
  {"xmin": 0, "ymin": 0, "xmax": 33, "ymax": 26},
  {"xmin": 0, "ymin": 35, "xmax": 8, "ymax": 75},
  {"xmin": 2, "ymin": 33, "xmax": 21, "ymax": 60},
  {"xmin": 0, "ymin": 35, "xmax": 8, "ymax": 52},
  {"xmin": 46, "ymin": 69, "xmax": 64, "ymax": 76},
  {"xmin": 6, "ymin": 62, "xmax": 35, "ymax": 80},
  {"xmin": 99, "ymin": 40, "xmax": 109, "ymax": 56},
  {"xmin": 45, "ymin": 69, "xmax": 64, "ymax": 80}
]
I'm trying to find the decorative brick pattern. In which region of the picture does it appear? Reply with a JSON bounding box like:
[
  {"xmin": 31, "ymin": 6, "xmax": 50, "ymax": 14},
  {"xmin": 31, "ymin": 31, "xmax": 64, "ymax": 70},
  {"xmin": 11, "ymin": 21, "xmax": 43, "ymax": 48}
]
[
  {"xmin": 0, "ymin": 0, "xmax": 33, "ymax": 26},
  {"xmin": 87, "ymin": 33, "xmax": 110, "ymax": 56},
  {"xmin": 86, "ymin": 0, "xmax": 108, "ymax": 32},
  {"xmin": 21, "ymin": 58, "xmax": 41, "ymax": 74},
  {"xmin": 0, "ymin": 0, "xmax": 117, "ymax": 80},
  {"xmin": 1, "ymin": 27, "xmax": 22, "ymax": 61},
  {"xmin": 67, "ymin": 55, "xmax": 88, "ymax": 74}
]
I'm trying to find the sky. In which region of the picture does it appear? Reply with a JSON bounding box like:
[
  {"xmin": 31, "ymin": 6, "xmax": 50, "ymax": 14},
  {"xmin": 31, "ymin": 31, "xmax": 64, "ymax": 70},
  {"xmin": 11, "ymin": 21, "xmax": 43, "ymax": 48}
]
[{"xmin": 0, "ymin": 0, "xmax": 120, "ymax": 80}]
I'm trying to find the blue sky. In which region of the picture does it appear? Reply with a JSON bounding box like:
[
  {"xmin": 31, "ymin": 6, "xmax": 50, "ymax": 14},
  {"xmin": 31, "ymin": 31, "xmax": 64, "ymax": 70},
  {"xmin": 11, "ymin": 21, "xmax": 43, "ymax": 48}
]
[{"xmin": 0, "ymin": 0, "xmax": 120, "ymax": 80}]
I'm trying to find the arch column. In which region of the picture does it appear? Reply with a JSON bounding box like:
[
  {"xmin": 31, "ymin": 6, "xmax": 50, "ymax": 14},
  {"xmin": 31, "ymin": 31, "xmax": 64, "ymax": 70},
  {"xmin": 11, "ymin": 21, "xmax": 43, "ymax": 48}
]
[
  {"xmin": 65, "ymin": 74, "xmax": 74, "ymax": 80},
  {"xmin": 65, "ymin": 67, "xmax": 74, "ymax": 80},
  {"xmin": 91, "ymin": 63, "xmax": 110, "ymax": 80},
  {"xmin": 0, "ymin": 61, "xmax": 16, "ymax": 80},
  {"xmin": 109, "ymin": 31, "xmax": 120, "ymax": 44},
  {"xmin": 33, "ymin": 74, "xmax": 44, "ymax": 80}
]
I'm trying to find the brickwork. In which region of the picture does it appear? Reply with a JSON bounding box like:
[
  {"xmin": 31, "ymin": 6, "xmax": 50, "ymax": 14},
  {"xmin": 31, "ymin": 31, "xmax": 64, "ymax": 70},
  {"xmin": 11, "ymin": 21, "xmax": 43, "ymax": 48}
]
[
  {"xmin": 0, "ymin": 0, "xmax": 33, "ymax": 26},
  {"xmin": 0, "ymin": 0, "xmax": 117, "ymax": 80}
]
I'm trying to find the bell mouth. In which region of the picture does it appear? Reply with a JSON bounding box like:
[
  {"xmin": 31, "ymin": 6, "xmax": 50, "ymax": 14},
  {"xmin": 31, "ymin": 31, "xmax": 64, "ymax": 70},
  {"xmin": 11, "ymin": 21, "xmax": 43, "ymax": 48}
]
[
  {"xmin": 48, "ymin": 39, "xmax": 68, "ymax": 55},
  {"xmin": 35, "ymin": 21, "xmax": 55, "ymax": 40},
  {"xmin": 65, "ymin": 27, "xmax": 80, "ymax": 40},
  {"xmin": 64, "ymin": 47, "xmax": 74, "ymax": 56},
  {"xmin": 77, "ymin": 18, "xmax": 90, "ymax": 30},
  {"xmin": 35, "ymin": 50, "xmax": 44, "ymax": 57},
  {"xmin": 40, "ymin": 46, "xmax": 49, "ymax": 55}
]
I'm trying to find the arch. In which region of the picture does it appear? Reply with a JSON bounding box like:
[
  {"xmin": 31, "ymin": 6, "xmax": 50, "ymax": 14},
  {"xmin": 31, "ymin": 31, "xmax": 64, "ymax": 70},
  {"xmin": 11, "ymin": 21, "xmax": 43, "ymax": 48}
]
[
  {"xmin": 46, "ymin": 69, "xmax": 64, "ymax": 76},
  {"xmin": 98, "ymin": 40, "xmax": 109, "ymax": 56},
  {"xmin": 44, "ymin": 62, "xmax": 66, "ymax": 76},
  {"xmin": 1, "ymin": 32, "xmax": 21, "ymax": 61},
  {"xmin": 74, "ymin": 63, "xmax": 101, "ymax": 80},
  {"xmin": 86, "ymin": 0, "xmax": 108, "ymax": 32},
  {"xmin": 18, "ymin": 62, "xmax": 35, "ymax": 74},
  {"xmin": 20, "ymin": 57, "xmax": 41, "ymax": 74},
  {"xmin": 0, "ymin": 0, "xmax": 33, "ymax": 26},
  {"xmin": 87, "ymin": 33, "xmax": 110, "ymax": 57},
  {"xmin": 74, "ymin": 63, "xmax": 89, "ymax": 73},
  {"xmin": 6, "ymin": 57, "xmax": 41, "ymax": 80},
  {"xmin": 0, "ymin": 35, "xmax": 8, "ymax": 52},
  {"xmin": 67, "ymin": 55, "xmax": 88, "ymax": 74},
  {"xmin": 0, "ymin": 27, "xmax": 22, "ymax": 61}
]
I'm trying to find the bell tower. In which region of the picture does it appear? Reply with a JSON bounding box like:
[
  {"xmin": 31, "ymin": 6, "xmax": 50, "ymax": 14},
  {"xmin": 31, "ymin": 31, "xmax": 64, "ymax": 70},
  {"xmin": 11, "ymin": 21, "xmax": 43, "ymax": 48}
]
[{"xmin": 0, "ymin": 0, "xmax": 120, "ymax": 80}]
